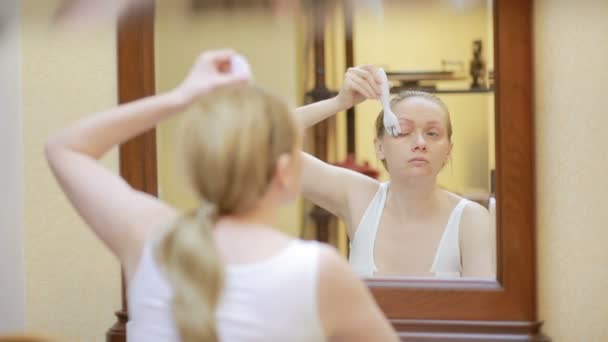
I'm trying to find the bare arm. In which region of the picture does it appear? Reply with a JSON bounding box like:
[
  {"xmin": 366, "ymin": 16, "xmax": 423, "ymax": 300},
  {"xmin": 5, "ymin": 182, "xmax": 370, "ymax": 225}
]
[
  {"xmin": 296, "ymin": 66, "xmax": 382, "ymax": 231},
  {"xmin": 317, "ymin": 245, "xmax": 399, "ymax": 342},
  {"xmin": 460, "ymin": 202, "xmax": 496, "ymax": 278},
  {"xmin": 45, "ymin": 50, "xmax": 248, "ymax": 272},
  {"xmin": 295, "ymin": 97, "xmax": 346, "ymax": 129},
  {"xmin": 296, "ymin": 65, "xmax": 381, "ymax": 130}
]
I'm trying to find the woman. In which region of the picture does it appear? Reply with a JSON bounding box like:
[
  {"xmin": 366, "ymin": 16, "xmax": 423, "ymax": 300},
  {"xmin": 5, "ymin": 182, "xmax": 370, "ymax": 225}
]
[
  {"xmin": 45, "ymin": 50, "xmax": 397, "ymax": 342},
  {"xmin": 297, "ymin": 65, "xmax": 495, "ymax": 278}
]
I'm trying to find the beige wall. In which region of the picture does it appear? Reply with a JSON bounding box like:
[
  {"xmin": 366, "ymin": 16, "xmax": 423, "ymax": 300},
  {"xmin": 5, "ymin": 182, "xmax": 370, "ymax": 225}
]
[
  {"xmin": 0, "ymin": 0, "xmax": 25, "ymax": 331},
  {"xmin": 19, "ymin": 0, "xmax": 121, "ymax": 340},
  {"xmin": 155, "ymin": 0, "xmax": 302, "ymax": 236},
  {"xmin": 535, "ymin": 1, "xmax": 608, "ymax": 341}
]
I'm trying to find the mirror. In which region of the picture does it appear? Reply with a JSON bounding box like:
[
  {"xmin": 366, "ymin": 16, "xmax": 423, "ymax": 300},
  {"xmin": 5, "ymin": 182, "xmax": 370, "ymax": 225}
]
[
  {"xmin": 345, "ymin": 0, "xmax": 496, "ymax": 279},
  {"xmin": 154, "ymin": 0, "xmax": 496, "ymax": 280}
]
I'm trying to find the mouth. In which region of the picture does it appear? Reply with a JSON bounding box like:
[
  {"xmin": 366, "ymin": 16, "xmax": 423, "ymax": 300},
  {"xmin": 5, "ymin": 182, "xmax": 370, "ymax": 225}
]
[{"xmin": 408, "ymin": 157, "xmax": 429, "ymax": 163}]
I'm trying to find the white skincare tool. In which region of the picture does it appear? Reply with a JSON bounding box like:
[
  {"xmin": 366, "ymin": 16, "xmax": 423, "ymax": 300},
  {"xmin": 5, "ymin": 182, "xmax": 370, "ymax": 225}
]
[
  {"xmin": 231, "ymin": 54, "xmax": 252, "ymax": 79},
  {"xmin": 376, "ymin": 68, "xmax": 401, "ymax": 136}
]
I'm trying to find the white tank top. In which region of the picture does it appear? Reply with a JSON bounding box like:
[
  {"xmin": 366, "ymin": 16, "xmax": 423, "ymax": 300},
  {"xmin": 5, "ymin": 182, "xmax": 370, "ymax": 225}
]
[
  {"xmin": 348, "ymin": 182, "xmax": 470, "ymax": 278},
  {"xmin": 127, "ymin": 238, "xmax": 326, "ymax": 342}
]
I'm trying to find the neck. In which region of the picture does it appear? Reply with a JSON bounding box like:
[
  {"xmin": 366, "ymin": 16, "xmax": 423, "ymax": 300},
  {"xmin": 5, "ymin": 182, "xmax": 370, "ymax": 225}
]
[
  {"xmin": 387, "ymin": 175, "xmax": 440, "ymax": 217},
  {"xmin": 215, "ymin": 200, "xmax": 279, "ymax": 231}
]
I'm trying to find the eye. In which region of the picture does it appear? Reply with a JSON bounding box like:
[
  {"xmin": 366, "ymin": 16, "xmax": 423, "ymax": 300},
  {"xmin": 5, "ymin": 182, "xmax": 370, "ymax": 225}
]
[
  {"xmin": 397, "ymin": 132, "xmax": 410, "ymax": 137},
  {"xmin": 398, "ymin": 126, "xmax": 413, "ymax": 136},
  {"xmin": 426, "ymin": 130, "xmax": 440, "ymax": 137}
]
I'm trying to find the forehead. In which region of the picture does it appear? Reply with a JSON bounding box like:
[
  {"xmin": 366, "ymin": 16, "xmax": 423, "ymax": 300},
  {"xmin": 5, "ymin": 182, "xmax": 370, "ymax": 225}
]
[{"xmin": 392, "ymin": 97, "xmax": 447, "ymax": 124}]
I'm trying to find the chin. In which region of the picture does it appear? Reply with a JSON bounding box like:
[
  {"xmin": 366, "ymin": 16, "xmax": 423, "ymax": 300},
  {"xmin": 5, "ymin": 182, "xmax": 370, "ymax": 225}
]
[
  {"xmin": 396, "ymin": 168, "xmax": 435, "ymax": 178},
  {"xmin": 407, "ymin": 172, "xmax": 434, "ymax": 178}
]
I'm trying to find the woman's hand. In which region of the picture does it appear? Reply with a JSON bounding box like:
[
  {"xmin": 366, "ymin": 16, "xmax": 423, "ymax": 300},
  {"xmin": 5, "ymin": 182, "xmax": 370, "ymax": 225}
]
[
  {"xmin": 172, "ymin": 49, "xmax": 251, "ymax": 107},
  {"xmin": 335, "ymin": 64, "xmax": 382, "ymax": 111}
]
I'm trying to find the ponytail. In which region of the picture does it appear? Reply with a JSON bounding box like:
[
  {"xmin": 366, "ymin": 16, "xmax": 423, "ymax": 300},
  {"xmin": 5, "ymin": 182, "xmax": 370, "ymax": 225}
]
[
  {"xmin": 156, "ymin": 203, "xmax": 223, "ymax": 342},
  {"xmin": 156, "ymin": 85, "xmax": 300, "ymax": 341}
]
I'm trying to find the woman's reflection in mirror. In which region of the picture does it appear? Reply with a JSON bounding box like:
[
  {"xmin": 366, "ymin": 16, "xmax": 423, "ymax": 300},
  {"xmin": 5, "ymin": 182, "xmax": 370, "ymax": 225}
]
[{"xmin": 297, "ymin": 66, "xmax": 495, "ymax": 279}]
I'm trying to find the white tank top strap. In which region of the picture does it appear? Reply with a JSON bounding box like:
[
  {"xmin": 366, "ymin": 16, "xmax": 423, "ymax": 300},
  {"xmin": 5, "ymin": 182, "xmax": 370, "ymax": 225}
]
[
  {"xmin": 430, "ymin": 198, "xmax": 471, "ymax": 278},
  {"xmin": 348, "ymin": 181, "xmax": 389, "ymax": 277}
]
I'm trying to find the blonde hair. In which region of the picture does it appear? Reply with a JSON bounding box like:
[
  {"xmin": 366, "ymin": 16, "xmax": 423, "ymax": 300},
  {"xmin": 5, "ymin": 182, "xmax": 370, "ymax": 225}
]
[
  {"xmin": 156, "ymin": 85, "xmax": 299, "ymax": 342},
  {"xmin": 375, "ymin": 90, "xmax": 453, "ymax": 169}
]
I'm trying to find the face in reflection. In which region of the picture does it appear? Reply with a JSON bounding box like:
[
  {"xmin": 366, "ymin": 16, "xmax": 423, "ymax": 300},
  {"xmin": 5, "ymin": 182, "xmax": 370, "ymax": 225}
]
[{"xmin": 375, "ymin": 96, "xmax": 453, "ymax": 179}]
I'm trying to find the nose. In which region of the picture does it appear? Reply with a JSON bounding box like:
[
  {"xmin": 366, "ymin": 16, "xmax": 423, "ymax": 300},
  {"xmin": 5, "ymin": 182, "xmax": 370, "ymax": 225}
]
[{"xmin": 411, "ymin": 132, "xmax": 427, "ymax": 152}]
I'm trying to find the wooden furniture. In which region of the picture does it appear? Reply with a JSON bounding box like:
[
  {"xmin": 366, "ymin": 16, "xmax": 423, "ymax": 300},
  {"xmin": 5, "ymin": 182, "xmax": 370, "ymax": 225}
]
[
  {"xmin": 108, "ymin": 1, "xmax": 547, "ymax": 341},
  {"xmin": 304, "ymin": 0, "xmax": 337, "ymax": 244},
  {"xmin": 106, "ymin": 5, "xmax": 156, "ymax": 342}
]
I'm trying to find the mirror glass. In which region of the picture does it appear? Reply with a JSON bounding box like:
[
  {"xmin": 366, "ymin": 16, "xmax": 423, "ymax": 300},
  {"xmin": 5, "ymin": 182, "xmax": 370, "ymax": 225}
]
[{"xmin": 155, "ymin": 0, "xmax": 496, "ymax": 280}]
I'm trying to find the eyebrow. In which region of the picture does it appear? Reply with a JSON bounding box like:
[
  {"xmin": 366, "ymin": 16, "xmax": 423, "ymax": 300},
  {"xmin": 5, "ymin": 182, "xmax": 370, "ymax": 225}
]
[
  {"xmin": 425, "ymin": 121, "xmax": 442, "ymax": 127},
  {"xmin": 398, "ymin": 118, "xmax": 442, "ymax": 126}
]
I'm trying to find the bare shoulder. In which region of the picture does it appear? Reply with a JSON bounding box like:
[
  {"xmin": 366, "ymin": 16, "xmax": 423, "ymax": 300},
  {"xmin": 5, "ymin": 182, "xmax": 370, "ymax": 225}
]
[
  {"xmin": 124, "ymin": 203, "xmax": 178, "ymax": 277},
  {"xmin": 132, "ymin": 201, "xmax": 179, "ymax": 245},
  {"xmin": 441, "ymin": 189, "xmax": 491, "ymax": 221},
  {"xmin": 316, "ymin": 243, "xmax": 365, "ymax": 304},
  {"xmin": 315, "ymin": 243, "xmax": 399, "ymax": 341},
  {"xmin": 317, "ymin": 243, "xmax": 353, "ymax": 280},
  {"xmin": 349, "ymin": 176, "xmax": 382, "ymax": 207},
  {"xmin": 357, "ymin": 176, "xmax": 382, "ymax": 201},
  {"xmin": 437, "ymin": 190, "xmax": 492, "ymax": 235},
  {"xmin": 459, "ymin": 199, "xmax": 493, "ymax": 243},
  {"xmin": 301, "ymin": 152, "xmax": 380, "ymax": 231},
  {"xmin": 462, "ymin": 200, "xmax": 492, "ymax": 227},
  {"xmin": 463, "ymin": 200, "xmax": 491, "ymax": 219}
]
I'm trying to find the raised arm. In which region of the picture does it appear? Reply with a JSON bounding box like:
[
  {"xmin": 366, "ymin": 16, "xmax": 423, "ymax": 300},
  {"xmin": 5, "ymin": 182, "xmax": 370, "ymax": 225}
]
[
  {"xmin": 45, "ymin": 50, "xmax": 249, "ymax": 272},
  {"xmin": 296, "ymin": 65, "xmax": 382, "ymax": 232},
  {"xmin": 297, "ymin": 65, "xmax": 381, "ymax": 129}
]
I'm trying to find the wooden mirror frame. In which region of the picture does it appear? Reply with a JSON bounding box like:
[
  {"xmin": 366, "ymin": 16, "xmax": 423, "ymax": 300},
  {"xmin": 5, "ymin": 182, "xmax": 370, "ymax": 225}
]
[{"xmin": 110, "ymin": 0, "xmax": 548, "ymax": 341}]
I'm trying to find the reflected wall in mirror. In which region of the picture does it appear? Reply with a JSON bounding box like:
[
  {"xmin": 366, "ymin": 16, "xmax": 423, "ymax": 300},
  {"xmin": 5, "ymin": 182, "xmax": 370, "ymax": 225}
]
[{"xmin": 154, "ymin": 0, "xmax": 496, "ymax": 281}]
